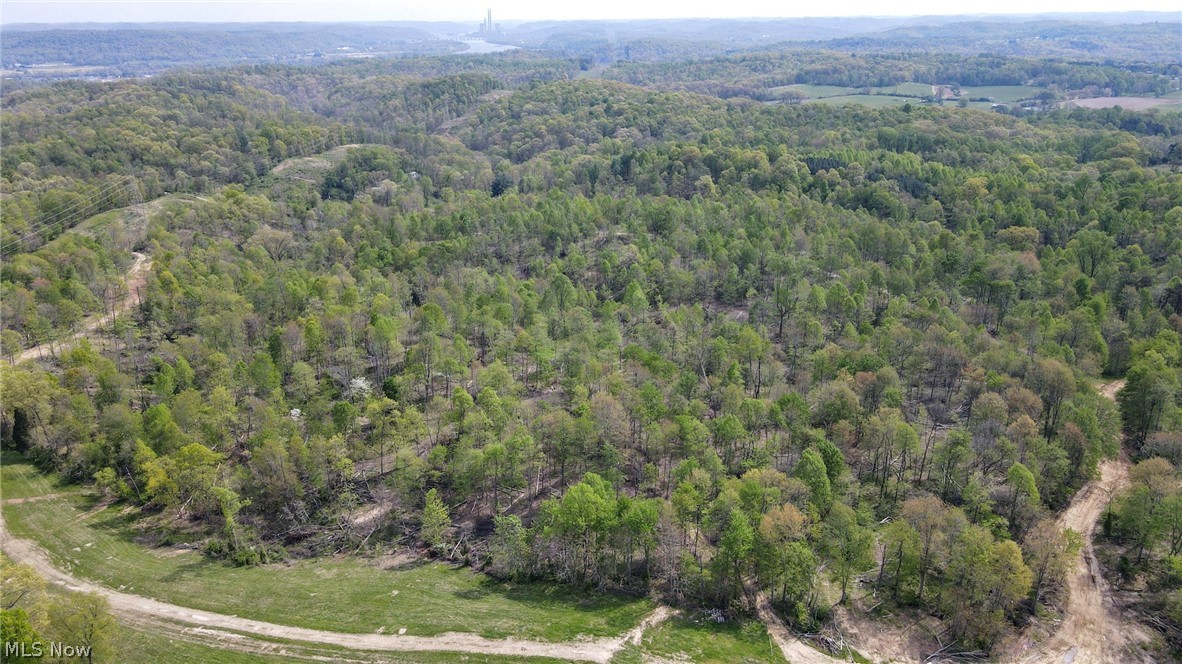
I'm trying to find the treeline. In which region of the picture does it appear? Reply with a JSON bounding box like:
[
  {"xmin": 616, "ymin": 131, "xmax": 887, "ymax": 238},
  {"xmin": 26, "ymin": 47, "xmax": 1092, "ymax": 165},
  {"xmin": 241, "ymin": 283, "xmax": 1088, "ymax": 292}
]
[
  {"xmin": 235, "ymin": 67, "xmax": 501, "ymax": 132},
  {"xmin": 1, "ymin": 72, "xmax": 1180, "ymax": 655},
  {"xmin": 607, "ymin": 51, "xmax": 1177, "ymax": 100},
  {"xmin": 512, "ymin": 17, "xmax": 1181, "ymax": 65},
  {"xmin": 826, "ymin": 20, "xmax": 1182, "ymax": 63}
]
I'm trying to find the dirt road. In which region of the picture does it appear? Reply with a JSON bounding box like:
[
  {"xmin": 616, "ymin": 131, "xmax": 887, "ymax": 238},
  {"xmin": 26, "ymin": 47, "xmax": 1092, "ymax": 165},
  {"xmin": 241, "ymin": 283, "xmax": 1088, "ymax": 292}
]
[
  {"xmin": 0, "ymin": 506, "xmax": 670, "ymax": 662},
  {"xmin": 1011, "ymin": 379, "xmax": 1151, "ymax": 664},
  {"xmin": 1010, "ymin": 457, "xmax": 1147, "ymax": 664},
  {"xmin": 1097, "ymin": 379, "xmax": 1124, "ymax": 402},
  {"xmin": 753, "ymin": 588, "xmax": 842, "ymax": 664},
  {"xmin": 14, "ymin": 251, "xmax": 151, "ymax": 364}
]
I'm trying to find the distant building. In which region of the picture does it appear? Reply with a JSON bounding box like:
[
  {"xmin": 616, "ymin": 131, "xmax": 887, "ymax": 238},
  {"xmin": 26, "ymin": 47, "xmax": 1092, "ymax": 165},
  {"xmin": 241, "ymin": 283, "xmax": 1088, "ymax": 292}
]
[{"xmin": 478, "ymin": 9, "xmax": 499, "ymax": 35}]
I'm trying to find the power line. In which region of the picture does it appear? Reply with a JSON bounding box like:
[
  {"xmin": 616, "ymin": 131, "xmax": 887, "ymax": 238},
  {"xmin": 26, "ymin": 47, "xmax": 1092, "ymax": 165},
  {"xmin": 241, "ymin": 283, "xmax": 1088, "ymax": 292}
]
[
  {"xmin": 9, "ymin": 177, "xmax": 132, "ymax": 239},
  {"xmin": 5, "ymin": 177, "xmax": 132, "ymax": 240},
  {"xmin": 1, "ymin": 186, "xmax": 126, "ymax": 253},
  {"xmin": 1, "ymin": 177, "xmax": 138, "ymax": 256}
]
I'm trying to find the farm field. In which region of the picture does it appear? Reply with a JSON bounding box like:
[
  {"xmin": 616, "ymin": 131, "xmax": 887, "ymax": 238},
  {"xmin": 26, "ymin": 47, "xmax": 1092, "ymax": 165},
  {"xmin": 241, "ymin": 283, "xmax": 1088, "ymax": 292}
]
[
  {"xmin": 0, "ymin": 453, "xmax": 653, "ymax": 643},
  {"xmin": 809, "ymin": 94, "xmax": 913, "ymax": 107},
  {"xmin": 1067, "ymin": 95, "xmax": 1182, "ymax": 110},
  {"xmin": 870, "ymin": 82, "xmax": 934, "ymax": 97},
  {"xmin": 0, "ymin": 64, "xmax": 108, "ymax": 78},
  {"xmin": 94, "ymin": 625, "xmax": 295, "ymax": 664},
  {"xmin": 959, "ymin": 85, "xmax": 1044, "ymax": 102},
  {"xmin": 774, "ymin": 83, "xmax": 859, "ymax": 98}
]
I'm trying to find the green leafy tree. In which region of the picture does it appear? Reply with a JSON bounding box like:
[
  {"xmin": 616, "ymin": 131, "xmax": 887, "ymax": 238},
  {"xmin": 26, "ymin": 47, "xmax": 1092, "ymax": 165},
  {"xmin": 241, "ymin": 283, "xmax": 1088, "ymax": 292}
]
[
  {"xmin": 1006, "ymin": 461, "xmax": 1040, "ymax": 533},
  {"xmin": 1023, "ymin": 520, "xmax": 1080, "ymax": 610},
  {"xmin": 0, "ymin": 609, "xmax": 40, "ymax": 656},
  {"xmin": 1118, "ymin": 351, "xmax": 1179, "ymax": 449},
  {"xmin": 714, "ymin": 507, "xmax": 754, "ymax": 601},
  {"xmin": 820, "ymin": 502, "xmax": 873, "ymax": 604},
  {"xmin": 489, "ymin": 515, "xmax": 530, "ymax": 580},
  {"xmin": 794, "ymin": 448, "xmax": 832, "ymax": 515},
  {"xmin": 47, "ymin": 592, "xmax": 116, "ymax": 664},
  {"xmin": 420, "ymin": 488, "xmax": 451, "ymax": 554}
]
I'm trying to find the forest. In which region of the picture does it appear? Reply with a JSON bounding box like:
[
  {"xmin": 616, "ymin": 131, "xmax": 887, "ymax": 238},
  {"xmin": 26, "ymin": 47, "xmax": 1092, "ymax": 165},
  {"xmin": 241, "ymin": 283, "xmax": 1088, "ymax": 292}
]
[{"xmin": 1, "ymin": 23, "xmax": 1182, "ymax": 663}]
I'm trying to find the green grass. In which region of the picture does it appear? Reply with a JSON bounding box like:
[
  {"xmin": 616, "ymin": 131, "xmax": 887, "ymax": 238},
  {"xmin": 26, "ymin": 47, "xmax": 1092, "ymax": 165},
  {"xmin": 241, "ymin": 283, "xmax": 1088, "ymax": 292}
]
[
  {"xmin": 612, "ymin": 615, "xmax": 786, "ymax": 663},
  {"xmin": 0, "ymin": 453, "xmax": 82, "ymax": 500},
  {"xmin": 772, "ymin": 84, "xmax": 859, "ymax": 99},
  {"xmin": 117, "ymin": 625, "xmax": 572, "ymax": 663},
  {"xmin": 808, "ymin": 95, "xmax": 913, "ymax": 108},
  {"xmin": 110, "ymin": 626, "xmax": 296, "ymax": 664},
  {"xmin": 57, "ymin": 193, "xmax": 199, "ymax": 243},
  {"xmin": 265, "ymin": 144, "xmax": 364, "ymax": 180},
  {"xmin": 959, "ymin": 85, "xmax": 1044, "ymax": 102},
  {"xmin": 1, "ymin": 453, "xmax": 651, "ymax": 642},
  {"xmin": 870, "ymin": 82, "xmax": 933, "ymax": 97}
]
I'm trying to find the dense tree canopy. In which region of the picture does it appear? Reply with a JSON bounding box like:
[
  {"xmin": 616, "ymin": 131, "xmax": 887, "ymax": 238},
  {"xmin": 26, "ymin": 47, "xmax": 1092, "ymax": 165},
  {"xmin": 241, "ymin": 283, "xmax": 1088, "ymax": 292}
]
[{"xmin": 2, "ymin": 44, "xmax": 1181, "ymax": 656}]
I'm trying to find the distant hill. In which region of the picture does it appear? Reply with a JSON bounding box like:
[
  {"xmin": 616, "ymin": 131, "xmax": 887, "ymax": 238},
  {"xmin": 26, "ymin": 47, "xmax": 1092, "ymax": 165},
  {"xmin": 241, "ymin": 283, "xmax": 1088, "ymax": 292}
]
[
  {"xmin": 824, "ymin": 19, "xmax": 1182, "ymax": 62},
  {"xmin": 2, "ymin": 14, "xmax": 1178, "ymax": 75}
]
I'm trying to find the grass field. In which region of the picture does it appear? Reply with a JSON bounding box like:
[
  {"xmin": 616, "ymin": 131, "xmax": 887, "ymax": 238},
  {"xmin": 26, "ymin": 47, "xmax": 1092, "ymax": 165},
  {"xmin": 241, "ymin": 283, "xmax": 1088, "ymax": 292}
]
[
  {"xmin": 959, "ymin": 85, "xmax": 1043, "ymax": 102},
  {"xmin": 773, "ymin": 84, "xmax": 859, "ymax": 98},
  {"xmin": 1, "ymin": 453, "xmax": 651, "ymax": 642},
  {"xmin": 870, "ymin": 82, "xmax": 933, "ymax": 97},
  {"xmin": 103, "ymin": 626, "xmax": 295, "ymax": 664},
  {"xmin": 611, "ymin": 615, "xmax": 786, "ymax": 663},
  {"xmin": 809, "ymin": 94, "xmax": 913, "ymax": 108},
  {"xmin": 1067, "ymin": 96, "xmax": 1182, "ymax": 111}
]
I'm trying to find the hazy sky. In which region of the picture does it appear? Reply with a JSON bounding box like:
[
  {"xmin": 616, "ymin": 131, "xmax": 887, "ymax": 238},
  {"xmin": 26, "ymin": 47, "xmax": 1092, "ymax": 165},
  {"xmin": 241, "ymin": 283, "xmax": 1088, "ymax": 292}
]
[{"xmin": 2, "ymin": 0, "xmax": 1179, "ymax": 25}]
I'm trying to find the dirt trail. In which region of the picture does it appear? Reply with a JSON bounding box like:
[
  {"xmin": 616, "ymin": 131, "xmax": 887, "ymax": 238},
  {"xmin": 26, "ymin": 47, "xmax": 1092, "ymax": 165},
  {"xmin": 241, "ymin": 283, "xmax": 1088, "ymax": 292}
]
[
  {"xmin": 1011, "ymin": 456, "xmax": 1149, "ymax": 664},
  {"xmin": 1097, "ymin": 379, "xmax": 1124, "ymax": 402},
  {"xmin": 1011, "ymin": 379, "xmax": 1152, "ymax": 664},
  {"xmin": 14, "ymin": 251, "xmax": 151, "ymax": 364},
  {"xmin": 0, "ymin": 506, "xmax": 670, "ymax": 662},
  {"xmin": 752, "ymin": 587, "xmax": 841, "ymax": 664}
]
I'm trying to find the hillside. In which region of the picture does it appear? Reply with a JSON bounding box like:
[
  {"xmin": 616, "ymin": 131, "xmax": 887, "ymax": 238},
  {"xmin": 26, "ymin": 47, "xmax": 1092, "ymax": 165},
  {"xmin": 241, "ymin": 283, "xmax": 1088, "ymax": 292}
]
[{"xmin": 2, "ymin": 21, "xmax": 1182, "ymax": 663}]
